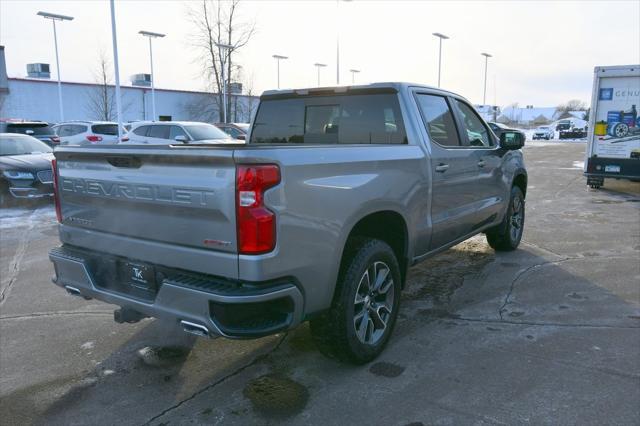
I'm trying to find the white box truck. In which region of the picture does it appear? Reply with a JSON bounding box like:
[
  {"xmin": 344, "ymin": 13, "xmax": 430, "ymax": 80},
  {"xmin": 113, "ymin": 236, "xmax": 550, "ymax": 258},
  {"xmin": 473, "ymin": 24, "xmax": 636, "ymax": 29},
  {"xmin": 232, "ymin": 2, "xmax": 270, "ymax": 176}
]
[{"xmin": 584, "ymin": 65, "xmax": 640, "ymax": 188}]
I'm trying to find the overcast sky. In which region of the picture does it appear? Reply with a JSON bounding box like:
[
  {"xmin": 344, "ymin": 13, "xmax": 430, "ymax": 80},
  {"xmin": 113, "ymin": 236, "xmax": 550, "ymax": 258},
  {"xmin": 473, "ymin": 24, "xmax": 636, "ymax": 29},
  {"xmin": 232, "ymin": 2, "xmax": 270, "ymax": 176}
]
[{"xmin": 1, "ymin": 0, "xmax": 639, "ymax": 107}]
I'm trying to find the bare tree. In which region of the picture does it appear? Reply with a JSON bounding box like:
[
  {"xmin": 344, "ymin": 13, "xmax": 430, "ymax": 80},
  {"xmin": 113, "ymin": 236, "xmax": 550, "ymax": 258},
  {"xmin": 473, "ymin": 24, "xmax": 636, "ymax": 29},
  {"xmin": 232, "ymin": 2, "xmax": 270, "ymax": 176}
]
[
  {"xmin": 556, "ymin": 99, "xmax": 587, "ymax": 115},
  {"xmin": 86, "ymin": 50, "xmax": 116, "ymax": 121},
  {"xmin": 187, "ymin": 0, "xmax": 255, "ymax": 122}
]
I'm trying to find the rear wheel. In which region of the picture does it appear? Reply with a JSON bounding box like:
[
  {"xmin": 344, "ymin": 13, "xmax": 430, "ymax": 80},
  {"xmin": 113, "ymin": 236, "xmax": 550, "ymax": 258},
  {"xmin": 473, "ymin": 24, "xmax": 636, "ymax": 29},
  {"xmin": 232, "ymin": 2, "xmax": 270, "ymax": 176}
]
[
  {"xmin": 486, "ymin": 186, "xmax": 525, "ymax": 251},
  {"xmin": 310, "ymin": 238, "xmax": 401, "ymax": 364}
]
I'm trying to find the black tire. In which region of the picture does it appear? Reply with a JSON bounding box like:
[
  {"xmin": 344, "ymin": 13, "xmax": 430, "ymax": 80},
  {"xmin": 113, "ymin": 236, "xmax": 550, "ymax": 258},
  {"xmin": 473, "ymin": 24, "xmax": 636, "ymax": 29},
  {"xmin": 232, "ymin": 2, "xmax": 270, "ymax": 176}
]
[
  {"xmin": 310, "ymin": 238, "xmax": 402, "ymax": 364},
  {"xmin": 486, "ymin": 186, "xmax": 525, "ymax": 251}
]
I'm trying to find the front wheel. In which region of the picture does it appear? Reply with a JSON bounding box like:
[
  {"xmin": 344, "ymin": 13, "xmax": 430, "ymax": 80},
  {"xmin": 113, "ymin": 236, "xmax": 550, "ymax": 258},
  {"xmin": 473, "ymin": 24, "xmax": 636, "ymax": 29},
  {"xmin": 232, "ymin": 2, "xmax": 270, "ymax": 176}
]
[
  {"xmin": 486, "ymin": 186, "xmax": 525, "ymax": 251},
  {"xmin": 310, "ymin": 238, "xmax": 401, "ymax": 364}
]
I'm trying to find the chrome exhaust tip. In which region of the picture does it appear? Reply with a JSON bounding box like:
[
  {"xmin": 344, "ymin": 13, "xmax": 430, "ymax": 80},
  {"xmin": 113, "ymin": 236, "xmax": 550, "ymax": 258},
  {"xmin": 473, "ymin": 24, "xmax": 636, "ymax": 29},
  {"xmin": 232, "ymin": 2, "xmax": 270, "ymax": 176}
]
[
  {"xmin": 180, "ymin": 320, "xmax": 210, "ymax": 338},
  {"xmin": 64, "ymin": 285, "xmax": 81, "ymax": 296}
]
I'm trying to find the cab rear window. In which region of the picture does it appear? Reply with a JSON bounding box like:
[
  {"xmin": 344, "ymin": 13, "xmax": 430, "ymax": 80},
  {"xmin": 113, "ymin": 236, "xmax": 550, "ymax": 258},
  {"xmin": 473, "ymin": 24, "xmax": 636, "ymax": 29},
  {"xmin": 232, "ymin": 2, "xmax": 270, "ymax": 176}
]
[{"xmin": 250, "ymin": 93, "xmax": 407, "ymax": 145}]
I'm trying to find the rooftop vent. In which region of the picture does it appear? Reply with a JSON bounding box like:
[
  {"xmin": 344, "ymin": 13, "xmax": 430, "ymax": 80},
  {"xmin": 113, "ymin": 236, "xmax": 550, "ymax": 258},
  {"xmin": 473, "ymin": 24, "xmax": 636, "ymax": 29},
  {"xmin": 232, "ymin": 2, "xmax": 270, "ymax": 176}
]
[
  {"xmin": 131, "ymin": 73, "xmax": 151, "ymax": 87},
  {"xmin": 27, "ymin": 63, "xmax": 50, "ymax": 79}
]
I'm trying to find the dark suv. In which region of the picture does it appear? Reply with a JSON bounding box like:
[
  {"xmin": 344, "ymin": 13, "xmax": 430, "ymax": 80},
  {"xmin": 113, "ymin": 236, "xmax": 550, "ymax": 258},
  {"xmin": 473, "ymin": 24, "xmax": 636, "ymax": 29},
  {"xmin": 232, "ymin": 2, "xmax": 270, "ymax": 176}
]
[{"xmin": 0, "ymin": 121, "xmax": 60, "ymax": 147}]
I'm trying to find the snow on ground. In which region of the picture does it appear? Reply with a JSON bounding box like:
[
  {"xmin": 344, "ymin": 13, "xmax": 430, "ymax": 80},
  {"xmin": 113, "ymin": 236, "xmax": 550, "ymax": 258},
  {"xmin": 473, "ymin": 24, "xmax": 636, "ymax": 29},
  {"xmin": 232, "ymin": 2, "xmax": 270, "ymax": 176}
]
[{"xmin": 0, "ymin": 205, "xmax": 56, "ymax": 230}]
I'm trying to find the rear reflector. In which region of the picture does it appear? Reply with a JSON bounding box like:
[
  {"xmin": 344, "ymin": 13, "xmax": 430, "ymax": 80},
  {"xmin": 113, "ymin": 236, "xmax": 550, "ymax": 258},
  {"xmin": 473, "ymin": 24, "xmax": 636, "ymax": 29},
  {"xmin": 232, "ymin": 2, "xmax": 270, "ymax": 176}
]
[
  {"xmin": 236, "ymin": 164, "xmax": 280, "ymax": 254},
  {"xmin": 51, "ymin": 159, "xmax": 62, "ymax": 223}
]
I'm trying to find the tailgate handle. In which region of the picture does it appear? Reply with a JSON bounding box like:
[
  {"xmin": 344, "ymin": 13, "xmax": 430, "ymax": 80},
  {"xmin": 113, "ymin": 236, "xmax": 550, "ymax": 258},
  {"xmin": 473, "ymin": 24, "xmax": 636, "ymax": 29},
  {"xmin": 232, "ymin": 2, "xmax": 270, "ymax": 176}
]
[{"xmin": 107, "ymin": 156, "xmax": 142, "ymax": 168}]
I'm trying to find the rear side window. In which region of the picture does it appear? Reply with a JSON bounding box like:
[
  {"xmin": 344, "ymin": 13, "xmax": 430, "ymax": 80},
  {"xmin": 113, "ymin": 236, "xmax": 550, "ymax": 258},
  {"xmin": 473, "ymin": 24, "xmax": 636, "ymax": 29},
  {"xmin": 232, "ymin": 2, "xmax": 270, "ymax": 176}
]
[
  {"xmin": 414, "ymin": 94, "xmax": 461, "ymax": 147},
  {"xmin": 133, "ymin": 125, "xmax": 150, "ymax": 136},
  {"xmin": 6, "ymin": 123, "xmax": 53, "ymax": 136},
  {"xmin": 92, "ymin": 124, "xmax": 118, "ymax": 135},
  {"xmin": 148, "ymin": 125, "xmax": 170, "ymax": 139},
  {"xmin": 251, "ymin": 93, "xmax": 407, "ymax": 144},
  {"xmin": 70, "ymin": 125, "xmax": 87, "ymax": 135}
]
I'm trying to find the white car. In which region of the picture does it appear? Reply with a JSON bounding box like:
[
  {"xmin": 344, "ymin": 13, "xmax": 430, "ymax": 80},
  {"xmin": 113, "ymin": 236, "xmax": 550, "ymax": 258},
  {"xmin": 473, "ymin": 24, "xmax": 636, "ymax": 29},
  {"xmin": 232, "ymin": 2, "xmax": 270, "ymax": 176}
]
[
  {"xmin": 53, "ymin": 121, "xmax": 126, "ymax": 145},
  {"xmin": 124, "ymin": 121, "xmax": 233, "ymax": 145},
  {"xmin": 532, "ymin": 126, "xmax": 554, "ymax": 140}
]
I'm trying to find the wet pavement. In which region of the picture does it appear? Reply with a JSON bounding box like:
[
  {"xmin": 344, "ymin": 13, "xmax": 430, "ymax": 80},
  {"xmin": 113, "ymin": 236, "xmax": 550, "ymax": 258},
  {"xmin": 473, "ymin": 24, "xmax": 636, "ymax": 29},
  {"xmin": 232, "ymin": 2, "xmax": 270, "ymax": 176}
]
[{"xmin": 1, "ymin": 141, "xmax": 639, "ymax": 425}]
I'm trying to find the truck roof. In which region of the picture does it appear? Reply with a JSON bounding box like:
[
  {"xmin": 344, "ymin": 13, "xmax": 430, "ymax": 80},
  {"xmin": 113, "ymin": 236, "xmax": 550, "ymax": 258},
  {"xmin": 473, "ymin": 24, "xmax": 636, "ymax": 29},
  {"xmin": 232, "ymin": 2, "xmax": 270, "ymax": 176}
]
[{"xmin": 261, "ymin": 82, "xmax": 464, "ymax": 100}]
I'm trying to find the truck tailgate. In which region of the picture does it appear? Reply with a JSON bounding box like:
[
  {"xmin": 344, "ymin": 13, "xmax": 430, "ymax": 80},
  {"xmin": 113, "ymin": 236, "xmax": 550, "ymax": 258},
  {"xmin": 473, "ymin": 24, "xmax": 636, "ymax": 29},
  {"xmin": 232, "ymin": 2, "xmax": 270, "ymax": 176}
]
[{"xmin": 55, "ymin": 147, "xmax": 238, "ymax": 275}]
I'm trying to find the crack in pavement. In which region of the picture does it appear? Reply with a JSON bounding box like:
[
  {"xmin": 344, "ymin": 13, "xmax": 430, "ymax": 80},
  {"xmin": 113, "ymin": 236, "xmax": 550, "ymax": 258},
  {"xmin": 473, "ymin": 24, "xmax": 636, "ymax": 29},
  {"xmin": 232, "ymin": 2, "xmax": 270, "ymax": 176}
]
[
  {"xmin": 498, "ymin": 257, "xmax": 580, "ymax": 320},
  {"xmin": 496, "ymin": 254, "xmax": 631, "ymax": 321},
  {"xmin": 454, "ymin": 316, "xmax": 640, "ymax": 330},
  {"xmin": 0, "ymin": 310, "xmax": 113, "ymax": 321},
  {"xmin": 142, "ymin": 332, "xmax": 289, "ymax": 425},
  {"xmin": 0, "ymin": 207, "xmax": 40, "ymax": 305}
]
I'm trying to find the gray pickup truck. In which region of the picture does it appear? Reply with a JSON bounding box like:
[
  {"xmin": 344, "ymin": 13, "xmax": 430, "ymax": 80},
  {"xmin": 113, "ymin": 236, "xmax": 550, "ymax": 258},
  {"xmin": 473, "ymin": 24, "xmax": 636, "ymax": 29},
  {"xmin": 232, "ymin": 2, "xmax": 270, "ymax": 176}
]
[{"xmin": 49, "ymin": 83, "xmax": 526, "ymax": 363}]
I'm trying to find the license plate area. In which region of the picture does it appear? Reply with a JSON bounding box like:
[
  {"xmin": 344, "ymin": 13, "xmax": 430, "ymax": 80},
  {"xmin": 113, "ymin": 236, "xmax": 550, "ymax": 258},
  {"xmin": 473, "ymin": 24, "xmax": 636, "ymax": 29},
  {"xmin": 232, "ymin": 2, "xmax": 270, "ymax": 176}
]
[
  {"xmin": 605, "ymin": 165, "xmax": 621, "ymax": 173},
  {"xmin": 123, "ymin": 262, "xmax": 156, "ymax": 291},
  {"xmin": 89, "ymin": 255, "xmax": 159, "ymax": 302}
]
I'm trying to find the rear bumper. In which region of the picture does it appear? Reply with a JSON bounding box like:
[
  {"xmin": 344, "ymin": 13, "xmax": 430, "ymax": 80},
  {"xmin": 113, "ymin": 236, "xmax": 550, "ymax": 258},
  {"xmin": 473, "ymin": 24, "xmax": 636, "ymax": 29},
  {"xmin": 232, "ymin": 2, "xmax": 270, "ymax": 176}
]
[
  {"xmin": 8, "ymin": 187, "xmax": 54, "ymax": 198},
  {"xmin": 49, "ymin": 245, "xmax": 304, "ymax": 339}
]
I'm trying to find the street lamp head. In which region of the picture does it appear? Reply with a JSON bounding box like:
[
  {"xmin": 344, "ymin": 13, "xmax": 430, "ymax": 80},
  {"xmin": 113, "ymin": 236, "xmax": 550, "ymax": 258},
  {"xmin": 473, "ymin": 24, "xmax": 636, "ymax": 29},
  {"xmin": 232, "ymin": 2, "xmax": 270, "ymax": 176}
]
[
  {"xmin": 273, "ymin": 54, "xmax": 288, "ymax": 60},
  {"xmin": 314, "ymin": 63, "xmax": 327, "ymax": 67},
  {"xmin": 37, "ymin": 11, "xmax": 74, "ymax": 21},
  {"xmin": 139, "ymin": 30, "xmax": 166, "ymax": 38},
  {"xmin": 481, "ymin": 52, "xmax": 492, "ymax": 58},
  {"xmin": 349, "ymin": 69, "xmax": 360, "ymax": 73},
  {"xmin": 432, "ymin": 32, "xmax": 449, "ymax": 40}
]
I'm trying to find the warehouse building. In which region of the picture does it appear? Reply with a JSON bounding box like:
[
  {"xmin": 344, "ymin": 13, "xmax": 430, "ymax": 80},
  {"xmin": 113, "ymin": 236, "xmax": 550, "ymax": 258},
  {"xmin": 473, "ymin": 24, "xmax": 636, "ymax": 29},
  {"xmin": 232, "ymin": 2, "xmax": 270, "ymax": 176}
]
[{"xmin": 0, "ymin": 46, "xmax": 258, "ymax": 124}]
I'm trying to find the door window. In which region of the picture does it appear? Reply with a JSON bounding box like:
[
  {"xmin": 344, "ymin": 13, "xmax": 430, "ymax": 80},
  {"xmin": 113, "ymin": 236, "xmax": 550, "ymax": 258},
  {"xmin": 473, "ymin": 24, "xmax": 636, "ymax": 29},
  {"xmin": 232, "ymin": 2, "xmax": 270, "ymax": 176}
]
[
  {"xmin": 454, "ymin": 100, "xmax": 494, "ymax": 147},
  {"xmin": 169, "ymin": 126, "xmax": 188, "ymax": 140},
  {"xmin": 148, "ymin": 125, "xmax": 170, "ymax": 139},
  {"xmin": 414, "ymin": 94, "xmax": 461, "ymax": 147}
]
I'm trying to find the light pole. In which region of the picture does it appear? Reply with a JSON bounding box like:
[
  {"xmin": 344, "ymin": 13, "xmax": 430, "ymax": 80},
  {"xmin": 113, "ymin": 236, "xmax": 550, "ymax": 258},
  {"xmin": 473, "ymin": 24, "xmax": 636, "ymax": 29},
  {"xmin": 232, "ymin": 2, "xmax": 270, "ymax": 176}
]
[
  {"xmin": 272, "ymin": 54, "xmax": 288, "ymax": 89},
  {"xmin": 314, "ymin": 63, "xmax": 327, "ymax": 86},
  {"xmin": 108, "ymin": 0, "xmax": 123, "ymax": 142},
  {"xmin": 481, "ymin": 52, "xmax": 492, "ymax": 106},
  {"xmin": 217, "ymin": 43, "xmax": 233, "ymax": 123},
  {"xmin": 349, "ymin": 69, "xmax": 360, "ymax": 84},
  {"xmin": 139, "ymin": 31, "xmax": 165, "ymax": 121},
  {"xmin": 336, "ymin": 0, "xmax": 352, "ymax": 85},
  {"xmin": 37, "ymin": 11, "xmax": 73, "ymax": 122},
  {"xmin": 432, "ymin": 32, "xmax": 449, "ymax": 88}
]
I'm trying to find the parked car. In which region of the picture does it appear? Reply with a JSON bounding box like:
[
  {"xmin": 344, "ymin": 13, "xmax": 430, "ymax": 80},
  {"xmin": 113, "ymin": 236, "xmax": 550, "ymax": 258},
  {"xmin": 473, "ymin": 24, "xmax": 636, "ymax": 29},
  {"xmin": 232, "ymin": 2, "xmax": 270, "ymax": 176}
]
[
  {"xmin": 532, "ymin": 126, "xmax": 554, "ymax": 140},
  {"xmin": 215, "ymin": 122, "xmax": 250, "ymax": 140},
  {"xmin": 0, "ymin": 133, "xmax": 54, "ymax": 205},
  {"xmin": 0, "ymin": 120, "xmax": 60, "ymax": 147},
  {"xmin": 559, "ymin": 126, "xmax": 587, "ymax": 139},
  {"xmin": 555, "ymin": 119, "xmax": 572, "ymax": 131},
  {"xmin": 53, "ymin": 121, "xmax": 127, "ymax": 145},
  {"xmin": 49, "ymin": 83, "xmax": 527, "ymax": 364},
  {"xmin": 124, "ymin": 121, "xmax": 233, "ymax": 145},
  {"xmin": 488, "ymin": 122, "xmax": 526, "ymax": 142}
]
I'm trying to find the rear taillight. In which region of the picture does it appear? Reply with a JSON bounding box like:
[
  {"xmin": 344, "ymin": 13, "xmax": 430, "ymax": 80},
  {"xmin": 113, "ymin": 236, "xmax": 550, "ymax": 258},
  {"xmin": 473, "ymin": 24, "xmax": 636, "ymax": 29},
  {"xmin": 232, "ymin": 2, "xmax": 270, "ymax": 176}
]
[
  {"xmin": 86, "ymin": 135, "xmax": 103, "ymax": 143},
  {"xmin": 51, "ymin": 136, "xmax": 61, "ymax": 145},
  {"xmin": 120, "ymin": 136, "xmax": 130, "ymax": 142},
  {"xmin": 51, "ymin": 159, "xmax": 62, "ymax": 223},
  {"xmin": 236, "ymin": 164, "xmax": 280, "ymax": 254}
]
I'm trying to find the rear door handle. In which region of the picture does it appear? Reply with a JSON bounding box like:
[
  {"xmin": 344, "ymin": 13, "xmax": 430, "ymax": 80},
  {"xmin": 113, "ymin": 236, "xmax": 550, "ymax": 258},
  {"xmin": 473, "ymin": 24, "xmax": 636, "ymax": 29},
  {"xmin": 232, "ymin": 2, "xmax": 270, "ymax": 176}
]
[
  {"xmin": 477, "ymin": 160, "xmax": 486, "ymax": 168},
  {"xmin": 435, "ymin": 163, "xmax": 449, "ymax": 173}
]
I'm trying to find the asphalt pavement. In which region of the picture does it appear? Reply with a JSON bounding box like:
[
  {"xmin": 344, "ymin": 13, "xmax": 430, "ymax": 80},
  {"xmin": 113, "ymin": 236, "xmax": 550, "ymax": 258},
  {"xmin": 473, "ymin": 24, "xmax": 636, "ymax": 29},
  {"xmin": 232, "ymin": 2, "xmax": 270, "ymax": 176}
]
[{"xmin": 1, "ymin": 141, "xmax": 638, "ymax": 426}]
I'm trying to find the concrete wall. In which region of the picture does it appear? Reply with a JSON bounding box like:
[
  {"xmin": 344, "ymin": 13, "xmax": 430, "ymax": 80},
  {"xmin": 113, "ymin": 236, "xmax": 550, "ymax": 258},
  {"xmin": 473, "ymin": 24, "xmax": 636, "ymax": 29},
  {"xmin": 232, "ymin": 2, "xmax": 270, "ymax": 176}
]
[{"xmin": 0, "ymin": 77, "xmax": 258, "ymax": 124}]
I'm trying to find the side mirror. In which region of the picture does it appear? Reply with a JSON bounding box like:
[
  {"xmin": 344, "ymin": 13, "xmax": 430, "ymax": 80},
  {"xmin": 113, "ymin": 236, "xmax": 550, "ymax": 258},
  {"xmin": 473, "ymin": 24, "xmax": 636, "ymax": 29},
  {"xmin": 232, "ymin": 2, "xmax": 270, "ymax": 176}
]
[
  {"xmin": 174, "ymin": 135, "xmax": 189, "ymax": 144},
  {"xmin": 236, "ymin": 134, "xmax": 246, "ymax": 141},
  {"xmin": 500, "ymin": 131, "xmax": 524, "ymax": 150}
]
